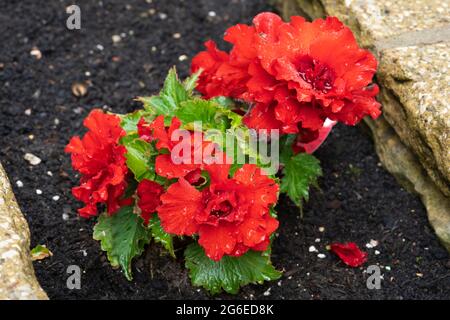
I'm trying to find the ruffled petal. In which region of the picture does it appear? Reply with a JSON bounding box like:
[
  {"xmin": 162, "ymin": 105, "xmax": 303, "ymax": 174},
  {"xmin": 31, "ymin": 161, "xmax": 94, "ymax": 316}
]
[{"xmin": 157, "ymin": 178, "xmax": 202, "ymax": 236}]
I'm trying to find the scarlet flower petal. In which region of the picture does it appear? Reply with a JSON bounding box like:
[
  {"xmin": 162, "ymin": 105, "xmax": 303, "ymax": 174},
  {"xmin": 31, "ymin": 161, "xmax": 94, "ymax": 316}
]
[
  {"xmin": 233, "ymin": 164, "xmax": 279, "ymax": 209},
  {"xmin": 157, "ymin": 178, "xmax": 202, "ymax": 236},
  {"xmin": 243, "ymin": 102, "xmax": 283, "ymax": 133},
  {"xmin": 137, "ymin": 179, "xmax": 164, "ymax": 225},
  {"xmin": 330, "ymin": 242, "xmax": 368, "ymax": 267},
  {"xmin": 198, "ymin": 223, "xmax": 237, "ymax": 261},
  {"xmin": 155, "ymin": 154, "xmax": 200, "ymax": 180}
]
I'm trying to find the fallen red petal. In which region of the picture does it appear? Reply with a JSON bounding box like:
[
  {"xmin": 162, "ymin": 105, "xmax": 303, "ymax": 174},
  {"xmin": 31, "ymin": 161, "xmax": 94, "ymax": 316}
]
[{"xmin": 330, "ymin": 242, "xmax": 368, "ymax": 267}]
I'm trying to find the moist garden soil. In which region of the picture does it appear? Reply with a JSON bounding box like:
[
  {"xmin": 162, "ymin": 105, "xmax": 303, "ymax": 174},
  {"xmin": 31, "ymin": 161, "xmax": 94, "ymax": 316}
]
[{"xmin": 0, "ymin": 0, "xmax": 449, "ymax": 300}]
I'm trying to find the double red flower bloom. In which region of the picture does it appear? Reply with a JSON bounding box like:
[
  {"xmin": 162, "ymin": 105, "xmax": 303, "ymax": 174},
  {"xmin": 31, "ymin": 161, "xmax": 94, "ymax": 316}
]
[
  {"xmin": 158, "ymin": 163, "xmax": 279, "ymax": 261},
  {"xmin": 192, "ymin": 12, "xmax": 381, "ymax": 135},
  {"xmin": 65, "ymin": 110, "xmax": 130, "ymax": 217},
  {"xmin": 137, "ymin": 115, "xmax": 279, "ymax": 261}
]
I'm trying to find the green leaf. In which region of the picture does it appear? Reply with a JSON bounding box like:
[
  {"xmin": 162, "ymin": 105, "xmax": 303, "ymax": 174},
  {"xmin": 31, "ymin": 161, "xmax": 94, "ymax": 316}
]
[
  {"xmin": 121, "ymin": 134, "xmax": 157, "ymax": 182},
  {"xmin": 280, "ymin": 152, "xmax": 322, "ymax": 207},
  {"xmin": 183, "ymin": 69, "xmax": 201, "ymax": 93},
  {"xmin": 149, "ymin": 215, "xmax": 175, "ymax": 258},
  {"xmin": 120, "ymin": 110, "xmax": 148, "ymax": 134},
  {"xmin": 138, "ymin": 67, "xmax": 190, "ymax": 116},
  {"xmin": 176, "ymin": 98, "xmax": 242, "ymax": 132},
  {"xmin": 211, "ymin": 96, "xmax": 236, "ymax": 109},
  {"xmin": 93, "ymin": 206, "xmax": 151, "ymax": 281},
  {"xmin": 185, "ymin": 243, "xmax": 281, "ymax": 295},
  {"xmin": 176, "ymin": 99, "xmax": 218, "ymax": 129},
  {"xmin": 30, "ymin": 245, "xmax": 53, "ymax": 261}
]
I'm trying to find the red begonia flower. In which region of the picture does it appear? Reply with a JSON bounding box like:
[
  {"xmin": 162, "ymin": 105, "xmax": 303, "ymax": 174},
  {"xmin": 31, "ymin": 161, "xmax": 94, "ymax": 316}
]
[
  {"xmin": 137, "ymin": 179, "xmax": 164, "ymax": 225},
  {"xmin": 330, "ymin": 242, "xmax": 368, "ymax": 267},
  {"xmin": 191, "ymin": 12, "xmax": 381, "ymax": 134},
  {"xmin": 138, "ymin": 115, "xmax": 182, "ymax": 150},
  {"xmin": 65, "ymin": 109, "xmax": 129, "ymax": 218},
  {"xmin": 138, "ymin": 115, "xmax": 230, "ymax": 184},
  {"xmin": 157, "ymin": 164, "xmax": 279, "ymax": 261}
]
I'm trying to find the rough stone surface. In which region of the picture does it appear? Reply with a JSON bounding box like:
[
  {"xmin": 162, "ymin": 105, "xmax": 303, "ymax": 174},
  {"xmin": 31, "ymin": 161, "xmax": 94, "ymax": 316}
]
[
  {"xmin": 278, "ymin": 0, "xmax": 450, "ymax": 250},
  {"xmin": 0, "ymin": 162, "xmax": 47, "ymax": 300},
  {"xmin": 378, "ymin": 43, "xmax": 450, "ymax": 196}
]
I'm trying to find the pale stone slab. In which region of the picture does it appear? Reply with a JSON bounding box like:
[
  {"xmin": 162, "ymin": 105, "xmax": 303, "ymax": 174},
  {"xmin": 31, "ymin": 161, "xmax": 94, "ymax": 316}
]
[
  {"xmin": 378, "ymin": 43, "xmax": 450, "ymax": 196},
  {"xmin": 0, "ymin": 163, "xmax": 47, "ymax": 300}
]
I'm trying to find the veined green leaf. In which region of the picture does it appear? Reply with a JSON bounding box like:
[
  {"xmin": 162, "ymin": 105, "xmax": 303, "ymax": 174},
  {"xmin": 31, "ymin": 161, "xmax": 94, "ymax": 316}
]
[
  {"xmin": 280, "ymin": 152, "xmax": 322, "ymax": 207},
  {"xmin": 183, "ymin": 69, "xmax": 201, "ymax": 93},
  {"xmin": 93, "ymin": 206, "xmax": 151, "ymax": 280},
  {"xmin": 185, "ymin": 243, "xmax": 281, "ymax": 295},
  {"xmin": 149, "ymin": 215, "xmax": 175, "ymax": 258},
  {"xmin": 138, "ymin": 67, "xmax": 190, "ymax": 116},
  {"xmin": 121, "ymin": 134, "xmax": 157, "ymax": 182}
]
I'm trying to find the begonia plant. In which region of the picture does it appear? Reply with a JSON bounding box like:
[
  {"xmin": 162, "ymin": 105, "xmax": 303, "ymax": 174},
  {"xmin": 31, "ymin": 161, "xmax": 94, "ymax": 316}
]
[{"xmin": 66, "ymin": 12, "xmax": 380, "ymax": 294}]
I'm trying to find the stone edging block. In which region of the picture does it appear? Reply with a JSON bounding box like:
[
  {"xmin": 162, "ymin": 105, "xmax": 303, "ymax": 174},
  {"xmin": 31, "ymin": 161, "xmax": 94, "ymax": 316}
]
[{"xmin": 0, "ymin": 162, "xmax": 48, "ymax": 300}]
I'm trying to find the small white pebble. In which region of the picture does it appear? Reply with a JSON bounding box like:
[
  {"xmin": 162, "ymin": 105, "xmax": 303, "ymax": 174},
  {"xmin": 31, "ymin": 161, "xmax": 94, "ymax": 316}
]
[
  {"xmin": 28, "ymin": 134, "xmax": 34, "ymax": 140},
  {"xmin": 385, "ymin": 266, "xmax": 391, "ymax": 271},
  {"xmin": 374, "ymin": 250, "xmax": 380, "ymax": 255},
  {"xmin": 54, "ymin": 118, "xmax": 60, "ymax": 125},
  {"xmin": 85, "ymin": 71, "xmax": 91, "ymax": 77},
  {"xmin": 208, "ymin": 11, "xmax": 216, "ymax": 17},
  {"xmin": 315, "ymin": 238, "xmax": 321, "ymax": 243},
  {"xmin": 36, "ymin": 189, "xmax": 42, "ymax": 195},
  {"xmin": 263, "ymin": 288, "xmax": 271, "ymax": 296},
  {"xmin": 24, "ymin": 153, "xmax": 41, "ymax": 166},
  {"xmin": 30, "ymin": 47, "xmax": 42, "ymax": 59},
  {"xmin": 369, "ymin": 239, "xmax": 379, "ymax": 247},
  {"xmin": 416, "ymin": 273, "xmax": 423, "ymax": 277},
  {"xmin": 317, "ymin": 253, "xmax": 326, "ymax": 259},
  {"xmin": 158, "ymin": 12, "xmax": 167, "ymax": 20},
  {"xmin": 112, "ymin": 35, "xmax": 121, "ymax": 43},
  {"xmin": 151, "ymin": 46, "xmax": 157, "ymax": 52},
  {"xmin": 47, "ymin": 171, "xmax": 53, "ymax": 176},
  {"xmin": 16, "ymin": 180, "xmax": 24, "ymax": 188},
  {"xmin": 62, "ymin": 213, "xmax": 69, "ymax": 220},
  {"xmin": 73, "ymin": 107, "xmax": 83, "ymax": 114},
  {"xmin": 318, "ymin": 226, "xmax": 325, "ymax": 232},
  {"xmin": 277, "ymin": 280, "xmax": 282, "ymax": 287},
  {"xmin": 52, "ymin": 195, "xmax": 60, "ymax": 201},
  {"xmin": 178, "ymin": 54, "xmax": 188, "ymax": 62},
  {"xmin": 308, "ymin": 245, "xmax": 318, "ymax": 253},
  {"xmin": 24, "ymin": 108, "xmax": 32, "ymax": 116},
  {"xmin": 306, "ymin": 272, "xmax": 310, "ymax": 276},
  {"xmin": 172, "ymin": 33, "xmax": 181, "ymax": 39},
  {"xmin": 96, "ymin": 44, "xmax": 104, "ymax": 51}
]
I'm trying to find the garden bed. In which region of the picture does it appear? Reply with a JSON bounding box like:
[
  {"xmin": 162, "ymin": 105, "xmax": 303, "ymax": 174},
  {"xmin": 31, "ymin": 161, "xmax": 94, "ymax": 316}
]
[{"xmin": 0, "ymin": 0, "xmax": 448, "ymax": 299}]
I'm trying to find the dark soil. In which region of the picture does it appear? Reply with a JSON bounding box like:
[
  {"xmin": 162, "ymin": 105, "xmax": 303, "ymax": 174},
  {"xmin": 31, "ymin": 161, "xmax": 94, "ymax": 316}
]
[{"xmin": 0, "ymin": 0, "xmax": 449, "ymax": 300}]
